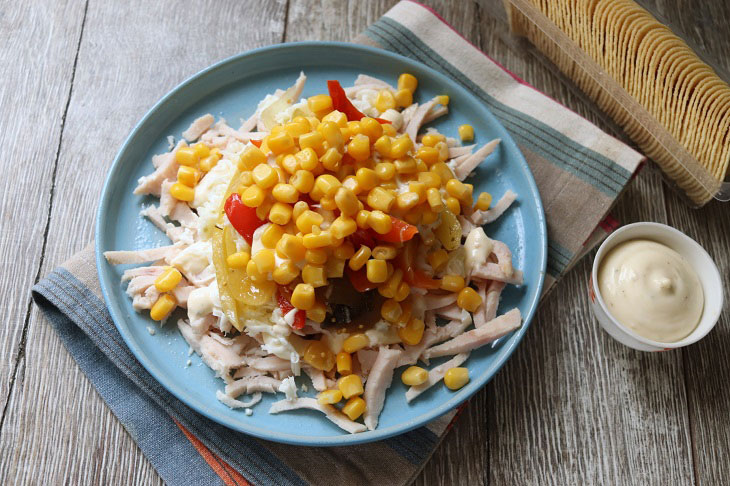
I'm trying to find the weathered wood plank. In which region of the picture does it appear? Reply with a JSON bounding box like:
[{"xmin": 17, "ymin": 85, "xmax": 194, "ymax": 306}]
[
  {"xmin": 664, "ymin": 195, "xmax": 730, "ymax": 486},
  {"xmin": 474, "ymin": 2, "xmax": 695, "ymax": 485},
  {"xmin": 0, "ymin": 0, "xmax": 86, "ymax": 426},
  {"xmin": 0, "ymin": 0, "xmax": 287, "ymax": 484}
]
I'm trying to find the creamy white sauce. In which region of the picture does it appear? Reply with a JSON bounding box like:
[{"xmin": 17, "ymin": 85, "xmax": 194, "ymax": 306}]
[
  {"xmin": 171, "ymin": 241, "xmax": 213, "ymax": 279},
  {"xmin": 598, "ymin": 239, "xmax": 704, "ymax": 342},
  {"xmin": 278, "ymin": 376, "xmax": 298, "ymax": 401},
  {"xmin": 464, "ymin": 227, "xmax": 493, "ymax": 274}
]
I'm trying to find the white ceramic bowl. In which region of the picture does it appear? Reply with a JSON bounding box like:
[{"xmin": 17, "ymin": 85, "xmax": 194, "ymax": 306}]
[{"xmin": 589, "ymin": 222, "xmax": 723, "ymax": 351}]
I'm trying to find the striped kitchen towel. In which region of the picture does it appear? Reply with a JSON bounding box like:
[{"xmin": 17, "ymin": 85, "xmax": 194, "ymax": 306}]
[{"xmin": 31, "ymin": 1, "xmax": 644, "ymax": 485}]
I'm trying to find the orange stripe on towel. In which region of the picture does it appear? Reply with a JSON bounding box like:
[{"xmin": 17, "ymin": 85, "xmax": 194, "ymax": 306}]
[{"xmin": 173, "ymin": 418, "xmax": 250, "ymax": 486}]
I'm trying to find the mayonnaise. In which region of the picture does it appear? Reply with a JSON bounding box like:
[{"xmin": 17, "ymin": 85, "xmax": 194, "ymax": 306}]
[{"xmin": 597, "ymin": 239, "xmax": 703, "ymax": 342}]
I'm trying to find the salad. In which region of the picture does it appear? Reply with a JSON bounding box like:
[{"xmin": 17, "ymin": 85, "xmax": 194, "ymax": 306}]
[{"xmin": 104, "ymin": 72, "xmax": 523, "ymax": 434}]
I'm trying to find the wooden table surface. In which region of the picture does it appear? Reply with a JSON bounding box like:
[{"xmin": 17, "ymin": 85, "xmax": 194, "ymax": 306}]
[{"xmin": 1, "ymin": 0, "xmax": 728, "ymax": 484}]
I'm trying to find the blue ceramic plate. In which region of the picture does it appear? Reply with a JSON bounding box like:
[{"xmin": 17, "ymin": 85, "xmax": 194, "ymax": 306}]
[{"xmin": 96, "ymin": 42, "xmax": 547, "ymax": 446}]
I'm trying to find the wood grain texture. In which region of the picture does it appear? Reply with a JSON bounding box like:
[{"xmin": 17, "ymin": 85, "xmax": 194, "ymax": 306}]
[
  {"xmin": 0, "ymin": 0, "xmax": 287, "ymax": 484},
  {"xmin": 1, "ymin": 0, "xmax": 729, "ymax": 485},
  {"xmin": 0, "ymin": 0, "xmax": 86, "ymax": 423}
]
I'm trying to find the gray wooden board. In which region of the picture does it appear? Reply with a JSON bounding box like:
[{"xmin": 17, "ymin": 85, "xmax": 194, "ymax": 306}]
[{"xmin": 0, "ymin": 0, "xmax": 728, "ymax": 484}]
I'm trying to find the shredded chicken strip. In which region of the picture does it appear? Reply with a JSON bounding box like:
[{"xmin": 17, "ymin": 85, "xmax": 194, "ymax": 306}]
[
  {"xmin": 405, "ymin": 353, "xmax": 470, "ymax": 402},
  {"xmin": 472, "ymin": 263, "xmax": 524, "ymax": 285},
  {"xmin": 454, "ymin": 139, "xmax": 500, "ymax": 181},
  {"xmin": 424, "ymin": 308, "xmax": 522, "ymax": 359},
  {"xmin": 269, "ymin": 398, "xmax": 367, "ymax": 434},
  {"xmin": 469, "ymin": 190, "xmax": 517, "ymax": 225},
  {"xmin": 182, "ymin": 114, "xmax": 215, "ymax": 141},
  {"xmin": 216, "ymin": 390, "xmax": 262, "ymax": 409},
  {"xmin": 363, "ymin": 347, "xmax": 402, "ymax": 431},
  {"xmin": 104, "ymin": 243, "xmax": 184, "ymax": 265},
  {"xmin": 404, "ymin": 99, "xmax": 437, "ymax": 143}
]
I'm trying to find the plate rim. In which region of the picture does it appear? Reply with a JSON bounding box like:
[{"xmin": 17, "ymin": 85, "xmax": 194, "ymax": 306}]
[{"xmin": 95, "ymin": 40, "xmax": 547, "ymax": 446}]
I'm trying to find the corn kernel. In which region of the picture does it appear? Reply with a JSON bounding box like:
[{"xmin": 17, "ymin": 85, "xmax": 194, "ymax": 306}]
[
  {"xmin": 295, "ymin": 210, "xmax": 324, "ymax": 234},
  {"xmin": 428, "ymin": 249, "xmax": 449, "ymax": 271},
  {"xmin": 322, "ymin": 110, "xmax": 347, "ymax": 127},
  {"xmin": 270, "ymin": 183, "xmax": 297, "ymax": 204},
  {"xmin": 390, "ymin": 135, "xmax": 413, "ymax": 159},
  {"xmin": 421, "ymin": 208, "xmax": 439, "ymax": 225},
  {"xmin": 267, "ymin": 202, "xmax": 292, "ymax": 226},
  {"xmin": 267, "ymin": 131, "xmax": 295, "ymax": 155},
  {"xmin": 367, "ymin": 210, "xmax": 392, "ymax": 235},
  {"xmin": 316, "ymin": 121, "xmax": 343, "ymax": 150},
  {"xmin": 150, "ymin": 293, "xmax": 177, "ymax": 321},
  {"xmin": 238, "ymin": 171, "xmax": 254, "ymax": 187},
  {"xmin": 255, "ymin": 198, "xmax": 274, "ymax": 221},
  {"xmin": 435, "ymin": 141, "xmax": 450, "ymax": 162},
  {"xmin": 347, "ymin": 134, "xmax": 371, "ymax": 162},
  {"xmin": 170, "ymin": 182, "xmax": 194, "ymax": 202},
  {"xmin": 177, "ymin": 166, "xmax": 200, "ymax": 187},
  {"xmin": 375, "ymin": 89, "xmax": 396, "ymax": 112},
  {"xmin": 401, "ymin": 366, "xmax": 428, "ymax": 386},
  {"xmin": 418, "ymin": 171, "xmax": 441, "ymax": 189},
  {"xmin": 476, "ymin": 192, "xmax": 492, "ymax": 211},
  {"xmin": 294, "ymin": 147, "xmax": 318, "ymax": 171},
  {"xmin": 299, "ymin": 131, "xmax": 326, "ymax": 156},
  {"xmin": 191, "ymin": 142, "xmax": 210, "ymax": 159},
  {"xmin": 303, "ymin": 340, "xmax": 335, "ymax": 371},
  {"xmin": 246, "ymin": 259, "xmax": 265, "ymax": 282},
  {"xmin": 320, "ymin": 147, "xmax": 343, "ymax": 171},
  {"xmin": 403, "ymin": 207, "xmax": 422, "ymax": 225},
  {"xmin": 346, "ymin": 120, "xmax": 362, "ymax": 138},
  {"xmin": 366, "ymin": 259, "xmax": 388, "ymax": 283},
  {"xmin": 342, "ymin": 333, "xmax": 369, "ymax": 353},
  {"xmin": 342, "ymin": 396, "xmax": 366, "ymax": 420},
  {"xmin": 239, "ymin": 146, "xmax": 266, "ymax": 170},
  {"xmin": 441, "ymin": 275, "xmax": 466, "ymax": 292},
  {"xmin": 395, "ymin": 157, "xmax": 417, "ymax": 174},
  {"xmin": 306, "ymin": 300, "xmax": 327, "ymax": 323},
  {"xmin": 276, "ymin": 233, "xmax": 307, "ymax": 262},
  {"xmin": 330, "ymin": 216, "xmax": 357, "ymax": 239},
  {"xmin": 313, "ymin": 174, "xmax": 341, "ymax": 199},
  {"xmin": 394, "ymin": 88, "xmax": 413, "ymax": 108},
  {"xmin": 349, "ymin": 170, "xmax": 374, "ymax": 195},
  {"xmin": 250, "ymin": 164, "xmax": 276, "ymax": 189},
  {"xmin": 175, "ymin": 147, "xmax": 198, "ymax": 166},
  {"xmin": 305, "ymin": 248, "xmax": 328, "ymax": 265},
  {"xmin": 378, "ymin": 268, "xmax": 402, "ymax": 298},
  {"xmin": 432, "ymin": 162, "xmax": 455, "ymax": 182},
  {"xmin": 342, "ymin": 176, "xmax": 361, "ymax": 195},
  {"xmin": 307, "ymin": 94, "xmax": 333, "ymax": 117},
  {"xmin": 355, "ymin": 209, "xmax": 370, "ymax": 229},
  {"xmin": 278, "ymin": 154, "xmax": 298, "ymax": 175},
  {"xmin": 252, "ymin": 248, "xmax": 275, "ymax": 274},
  {"xmin": 398, "ymin": 317, "xmax": 425, "ymax": 346},
  {"xmin": 458, "ymin": 124, "xmax": 474, "ymax": 142},
  {"xmin": 291, "ymin": 201, "xmax": 308, "ymax": 221},
  {"xmin": 457, "ymin": 287, "xmax": 482, "ymax": 312},
  {"xmin": 154, "ymin": 267, "xmax": 182, "ymax": 292},
  {"xmin": 444, "ymin": 367, "xmax": 469, "ymax": 390},
  {"xmin": 367, "ymin": 187, "xmax": 395, "ymax": 212},
  {"xmin": 325, "ymin": 257, "xmax": 346, "ymax": 278},
  {"xmin": 349, "ymin": 245, "xmax": 371, "ymax": 271},
  {"xmin": 284, "ymin": 120, "xmax": 310, "ymax": 139},
  {"xmin": 260, "ymin": 224, "xmax": 283, "ymax": 249},
  {"xmin": 336, "ymin": 352, "xmax": 352, "ymax": 376},
  {"xmin": 302, "ymin": 264, "xmax": 327, "ymax": 288},
  {"xmin": 398, "ymin": 73, "xmax": 418, "ymax": 92},
  {"xmin": 372, "ymin": 134, "xmax": 391, "ymax": 156},
  {"xmin": 317, "ymin": 389, "xmax": 343, "ymax": 405},
  {"xmin": 302, "ymin": 230, "xmax": 333, "ymax": 249},
  {"xmin": 291, "ymin": 283, "xmax": 315, "ymax": 310},
  {"xmin": 286, "ymin": 171, "xmax": 311, "ymax": 195},
  {"xmin": 416, "ymin": 146, "xmax": 440, "ymax": 166},
  {"xmin": 426, "ymin": 188, "xmax": 444, "ymax": 212},
  {"xmin": 395, "ymin": 281, "xmax": 410, "ymax": 302},
  {"xmin": 359, "ymin": 117, "xmax": 383, "ymax": 141},
  {"xmin": 333, "ymin": 241, "xmax": 355, "ymax": 260},
  {"xmin": 199, "ymin": 155, "xmax": 218, "ymax": 172},
  {"xmin": 271, "ymin": 261, "xmax": 299, "ymax": 285},
  {"xmin": 421, "ymin": 133, "xmax": 445, "ymax": 147},
  {"xmin": 395, "ymin": 191, "xmax": 419, "ymax": 211},
  {"xmin": 339, "ymin": 375, "xmax": 365, "ymax": 401},
  {"xmin": 442, "ymin": 196, "xmax": 459, "ymax": 215},
  {"xmin": 372, "ymin": 245, "xmax": 397, "ymax": 261},
  {"xmin": 436, "ymin": 95, "xmax": 450, "ymax": 105},
  {"xmin": 375, "ymin": 162, "xmax": 396, "ymax": 180},
  {"xmin": 381, "ymin": 298, "xmax": 402, "ymax": 323}
]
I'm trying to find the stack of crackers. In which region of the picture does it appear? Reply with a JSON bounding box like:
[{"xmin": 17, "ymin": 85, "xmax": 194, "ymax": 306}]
[{"xmin": 505, "ymin": 0, "xmax": 729, "ymax": 205}]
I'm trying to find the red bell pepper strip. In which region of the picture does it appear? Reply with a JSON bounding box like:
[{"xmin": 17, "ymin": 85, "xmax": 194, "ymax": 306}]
[
  {"xmin": 250, "ymin": 139, "xmax": 262, "ymax": 148},
  {"xmin": 372, "ymin": 217, "xmax": 418, "ymax": 243},
  {"xmin": 224, "ymin": 193, "xmax": 265, "ymax": 245},
  {"xmin": 346, "ymin": 267, "xmax": 377, "ymax": 292},
  {"xmin": 409, "ymin": 269, "xmax": 441, "ymax": 290},
  {"xmin": 348, "ymin": 228, "xmax": 376, "ymax": 250},
  {"xmin": 327, "ymin": 80, "xmax": 391, "ymax": 124},
  {"xmin": 277, "ymin": 286, "xmax": 306, "ymax": 329}
]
